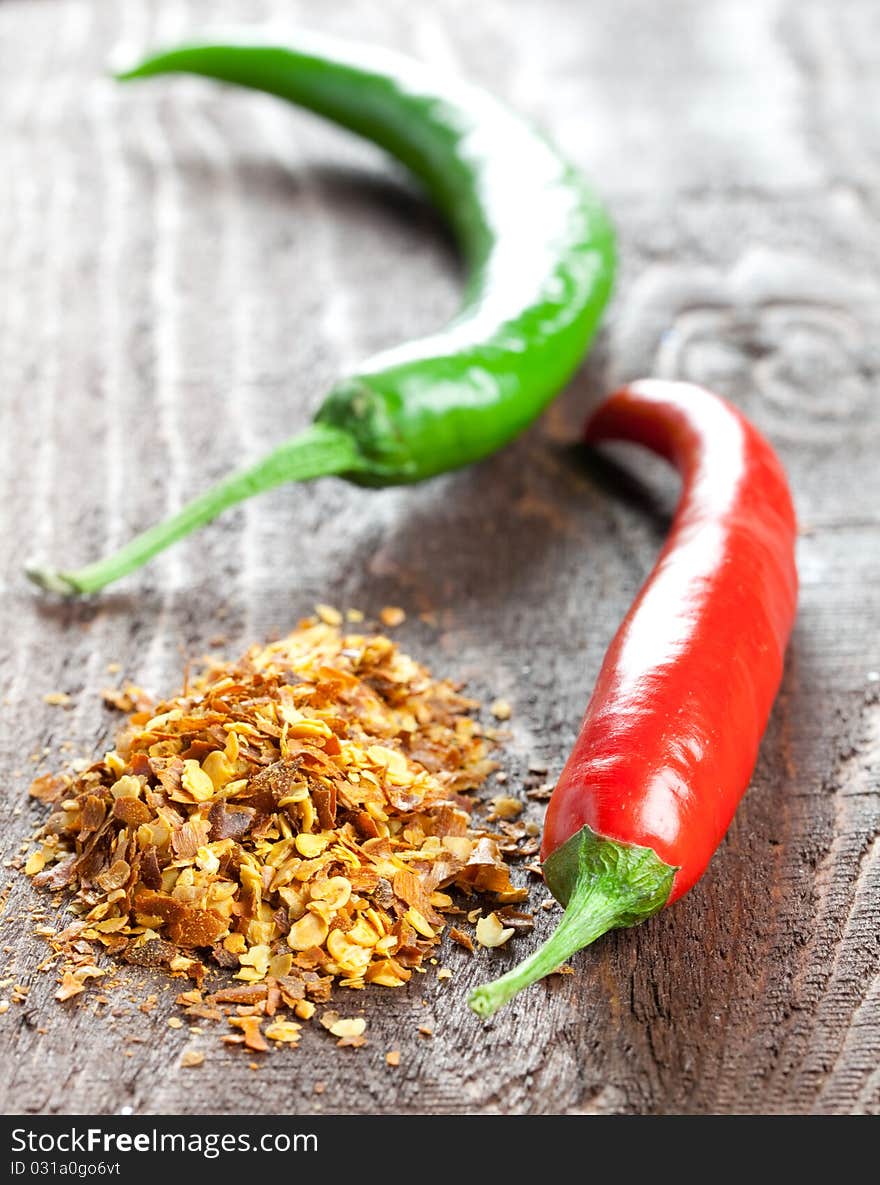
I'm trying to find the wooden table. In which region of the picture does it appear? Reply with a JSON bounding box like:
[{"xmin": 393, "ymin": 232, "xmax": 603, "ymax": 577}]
[{"xmin": 2, "ymin": 0, "xmax": 878, "ymax": 1116}]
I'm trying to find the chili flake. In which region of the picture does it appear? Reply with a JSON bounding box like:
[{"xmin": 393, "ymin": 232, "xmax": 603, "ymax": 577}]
[
  {"xmin": 490, "ymin": 699, "xmax": 511, "ymax": 721},
  {"xmin": 25, "ymin": 619, "xmax": 525, "ymax": 1050},
  {"xmin": 475, "ymin": 912, "xmax": 515, "ymax": 948}
]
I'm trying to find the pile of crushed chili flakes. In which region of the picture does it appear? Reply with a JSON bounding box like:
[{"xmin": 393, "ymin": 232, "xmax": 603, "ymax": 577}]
[{"xmin": 24, "ymin": 613, "xmax": 529, "ymax": 1054}]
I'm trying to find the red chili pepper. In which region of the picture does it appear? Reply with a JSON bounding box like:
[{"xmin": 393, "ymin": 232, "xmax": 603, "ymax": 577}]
[{"xmin": 469, "ymin": 379, "xmax": 798, "ymax": 1017}]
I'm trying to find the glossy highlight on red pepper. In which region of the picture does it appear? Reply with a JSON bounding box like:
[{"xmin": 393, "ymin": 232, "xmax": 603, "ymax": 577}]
[{"xmin": 470, "ymin": 380, "xmax": 798, "ymax": 1017}]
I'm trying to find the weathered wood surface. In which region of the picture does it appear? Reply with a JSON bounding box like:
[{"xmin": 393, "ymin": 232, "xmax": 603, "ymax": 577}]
[{"xmin": 1, "ymin": 0, "xmax": 878, "ymax": 1116}]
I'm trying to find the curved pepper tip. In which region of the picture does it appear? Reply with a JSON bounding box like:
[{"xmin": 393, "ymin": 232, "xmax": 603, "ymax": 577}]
[{"xmin": 105, "ymin": 46, "xmax": 147, "ymax": 82}]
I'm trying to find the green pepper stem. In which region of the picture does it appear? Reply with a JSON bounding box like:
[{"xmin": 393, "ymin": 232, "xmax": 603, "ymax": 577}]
[
  {"xmin": 25, "ymin": 423, "xmax": 365, "ymax": 595},
  {"xmin": 468, "ymin": 824, "xmax": 676, "ymax": 1019},
  {"xmin": 468, "ymin": 880, "xmax": 624, "ymax": 1018}
]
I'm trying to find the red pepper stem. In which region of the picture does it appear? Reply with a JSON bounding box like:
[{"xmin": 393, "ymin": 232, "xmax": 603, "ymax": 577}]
[
  {"xmin": 468, "ymin": 879, "xmax": 624, "ymax": 1019},
  {"xmin": 24, "ymin": 423, "xmax": 366, "ymax": 595},
  {"xmin": 468, "ymin": 825, "xmax": 676, "ymax": 1019}
]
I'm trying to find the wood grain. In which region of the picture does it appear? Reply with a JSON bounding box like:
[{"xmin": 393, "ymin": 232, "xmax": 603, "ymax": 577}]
[{"xmin": 1, "ymin": 0, "xmax": 878, "ymax": 1115}]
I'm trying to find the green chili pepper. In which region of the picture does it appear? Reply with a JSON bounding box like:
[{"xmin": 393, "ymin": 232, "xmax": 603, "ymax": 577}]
[{"xmin": 27, "ymin": 34, "xmax": 615, "ymax": 595}]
